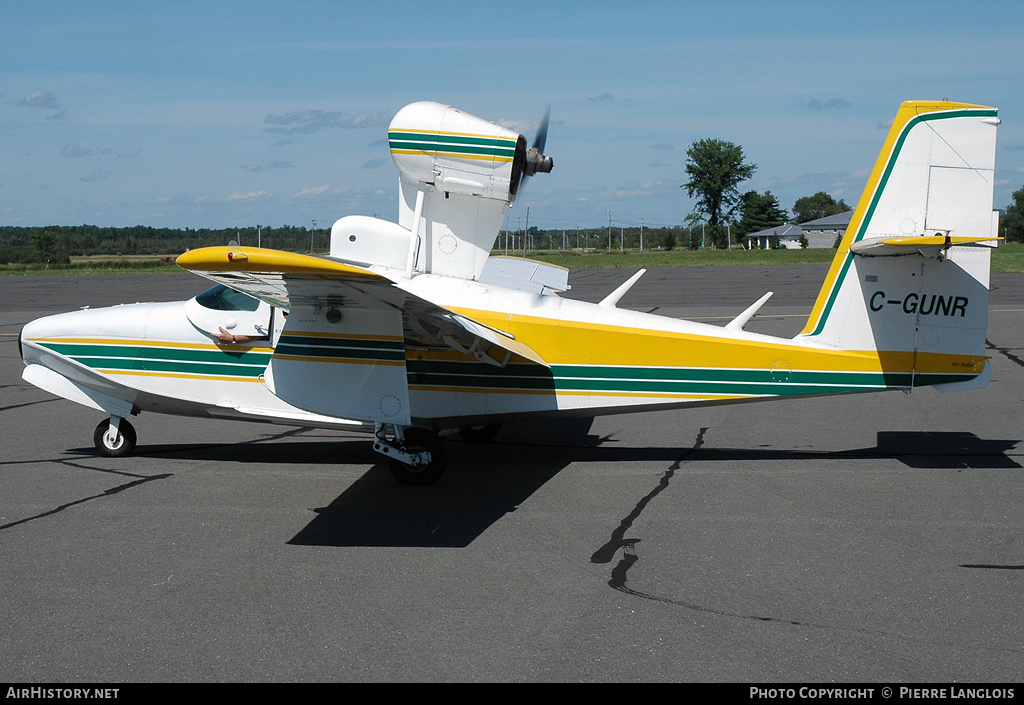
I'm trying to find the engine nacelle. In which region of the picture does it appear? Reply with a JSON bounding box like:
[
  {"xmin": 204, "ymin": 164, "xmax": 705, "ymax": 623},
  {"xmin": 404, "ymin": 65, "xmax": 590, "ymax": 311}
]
[
  {"xmin": 325, "ymin": 102, "xmax": 551, "ymax": 280},
  {"xmin": 388, "ymin": 101, "xmax": 527, "ymax": 202}
]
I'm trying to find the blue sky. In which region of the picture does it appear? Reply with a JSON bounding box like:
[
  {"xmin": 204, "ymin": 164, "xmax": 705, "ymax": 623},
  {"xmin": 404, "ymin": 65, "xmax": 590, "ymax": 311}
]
[{"xmin": 3, "ymin": 1, "xmax": 1024, "ymax": 232}]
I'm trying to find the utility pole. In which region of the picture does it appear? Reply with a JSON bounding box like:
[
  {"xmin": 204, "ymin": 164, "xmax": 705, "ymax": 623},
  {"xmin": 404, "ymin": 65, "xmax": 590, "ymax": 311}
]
[
  {"xmin": 310, "ymin": 220, "xmax": 317, "ymax": 253},
  {"xmin": 503, "ymin": 213, "xmax": 510, "ymax": 255},
  {"xmin": 639, "ymin": 218, "xmax": 643, "ymax": 252},
  {"xmin": 607, "ymin": 211, "xmax": 613, "ymax": 253},
  {"xmin": 524, "ymin": 207, "xmax": 530, "ymax": 257}
]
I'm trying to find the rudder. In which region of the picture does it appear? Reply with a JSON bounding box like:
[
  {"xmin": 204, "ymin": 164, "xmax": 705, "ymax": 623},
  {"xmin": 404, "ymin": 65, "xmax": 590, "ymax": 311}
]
[{"xmin": 797, "ymin": 101, "xmax": 999, "ymax": 387}]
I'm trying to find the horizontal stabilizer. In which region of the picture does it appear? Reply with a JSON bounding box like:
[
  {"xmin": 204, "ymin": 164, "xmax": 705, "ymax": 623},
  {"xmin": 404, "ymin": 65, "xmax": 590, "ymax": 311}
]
[
  {"xmin": 478, "ymin": 256, "xmax": 570, "ymax": 293},
  {"xmin": 851, "ymin": 235, "xmax": 1002, "ymax": 257}
]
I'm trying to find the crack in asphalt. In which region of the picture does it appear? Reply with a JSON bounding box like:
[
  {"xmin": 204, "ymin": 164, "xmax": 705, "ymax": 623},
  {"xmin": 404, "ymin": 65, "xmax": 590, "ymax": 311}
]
[
  {"xmin": 590, "ymin": 427, "xmax": 706, "ymax": 566},
  {"xmin": 0, "ymin": 471, "xmax": 172, "ymax": 532},
  {"xmin": 987, "ymin": 338, "xmax": 1024, "ymax": 369},
  {"xmin": 1, "ymin": 427, "xmax": 314, "ymax": 532},
  {"xmin": 589, "ymin": 426, "xmax": 1024, "ymax": 654}
]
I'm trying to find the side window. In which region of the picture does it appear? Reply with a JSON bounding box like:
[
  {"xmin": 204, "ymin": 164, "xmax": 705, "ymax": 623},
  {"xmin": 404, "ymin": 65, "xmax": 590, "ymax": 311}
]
[
  {"xmin": 185, "ymin": 284, "xmax": 271, "ymax": 339},
  {"xmin": 195, "ymin": 284, "xmax": 260, "ymax": 312}
]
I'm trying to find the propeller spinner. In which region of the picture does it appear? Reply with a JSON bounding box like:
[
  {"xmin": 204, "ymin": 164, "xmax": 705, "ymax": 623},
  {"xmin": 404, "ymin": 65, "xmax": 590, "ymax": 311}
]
[
  {"xmin": 524, "ymin": 107, "xmax": 553, "ymax": 176},
  {"xmin": 511, "ymin": 107, "xmax": 553, "ymax": 197}
]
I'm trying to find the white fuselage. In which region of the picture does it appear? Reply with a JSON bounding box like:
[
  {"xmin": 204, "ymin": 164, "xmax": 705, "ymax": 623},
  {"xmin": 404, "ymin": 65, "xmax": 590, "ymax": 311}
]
[{"xmin": 20, "ymin": 294, "xmax": 365, "ymax": 430}]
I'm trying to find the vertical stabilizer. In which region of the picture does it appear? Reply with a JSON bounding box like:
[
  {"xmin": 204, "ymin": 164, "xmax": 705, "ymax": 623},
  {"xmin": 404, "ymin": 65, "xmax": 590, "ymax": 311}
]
[{"xmin": 798, "ymin": 102, "xmax": 999, "ymax": 379}]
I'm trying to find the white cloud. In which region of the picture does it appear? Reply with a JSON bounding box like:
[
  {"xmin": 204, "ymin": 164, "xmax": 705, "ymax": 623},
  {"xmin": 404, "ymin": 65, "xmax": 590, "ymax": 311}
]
[
  {"xmin": 226, "ymin": 190, "xmax": 269, "ymax": 201},
  {"xmin": 802, "ymin": 98, "xmax": 851, "ymax": 111},
  {"xmin": 21, "ymin": 91, "xmax": 59, "ymax": 109},
  {"xmin": 263, "ymin": 109, "xmax": 390, "ymax": 134},
  {"xmin": 241, "ymin": 159, "xmax": 293, "ymax": 171}
]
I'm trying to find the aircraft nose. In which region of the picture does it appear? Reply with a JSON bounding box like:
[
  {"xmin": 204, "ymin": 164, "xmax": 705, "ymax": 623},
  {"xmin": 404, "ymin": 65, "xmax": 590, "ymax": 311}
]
[{"xmin": 21, "ymin": 303, "xmax": 159, "ymax": 362}]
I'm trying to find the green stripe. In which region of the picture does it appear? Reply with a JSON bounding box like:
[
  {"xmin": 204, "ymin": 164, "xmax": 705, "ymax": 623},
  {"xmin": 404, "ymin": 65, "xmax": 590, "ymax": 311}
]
[
  {"xmin": 277, "ymin": 335, "xmax": 405, "ymax": 362},
  {"xmin": 389, "ymin": 142, "xmax": 516, "ymax": 158},
  {"xmin": 38, "ymin": 341, "xmax": 271, "ymax": 365},
  {"xmin": 388, "ymin": 131, "xmax": 517, "ymax": 148},
  {"xmin": 388, "ymin": 132, "xmax": 517, "ymax": 158},
  {"xmin": 73, "ymin": 357, "xmax": 265, "ymax": 378},
  {"xmin": 406, "ymin": 359, "xmax": 972, "ymax": 396},
  {"xmin": 37, "ymin": 341, "xmax": 269, "ymax": 377}
]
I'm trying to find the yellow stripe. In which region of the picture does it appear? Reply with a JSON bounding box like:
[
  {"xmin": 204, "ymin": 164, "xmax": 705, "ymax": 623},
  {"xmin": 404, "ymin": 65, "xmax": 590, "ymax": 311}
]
[
  {"xmin": 407, "ymin": 384, "xmax": 748, "ymax": 401},
  {"xmin": 27, "ymin": 336, "xmax": 273, "ymax": 353},
  {"xmin": 449, "ymin": 306, "xmax": 986, "ymax": 375},
  {"xmin": 285, "ymin": 330, "xmax": 404, "ymax": 342},
  {"xmin": 389, "ymin": 128, "xmax": 517, "ymax": 141},
  {"xmin": 273, "ymin": 355, "xmax": 404, "ymax": 366},
  {"xmin": 389, "ymin": 148, "xmax": 514, "ymax": 163},
  {"xmin": 409, "ymin": 385, "xmax": 550, "ymax": 396},
  {"xmin": 99, "ymin": 369, "xmax": 263, "ymax": 382}
]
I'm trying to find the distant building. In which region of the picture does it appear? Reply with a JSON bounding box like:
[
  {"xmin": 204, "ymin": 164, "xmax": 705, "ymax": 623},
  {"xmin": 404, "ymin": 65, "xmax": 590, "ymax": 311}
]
[{"xmin": 745, "ymin": 211, "xmax": 854, "ymax": 249}]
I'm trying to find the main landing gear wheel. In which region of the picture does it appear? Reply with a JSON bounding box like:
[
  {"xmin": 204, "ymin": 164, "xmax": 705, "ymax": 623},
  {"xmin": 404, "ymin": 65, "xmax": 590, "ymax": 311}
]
[
  {"xmin": 93, "ymin": 418, "xmax": 137, "ymax": 458},
  {"xmin": 458, "ymin": 424, "xmax": 502, "ymax": 442},
  {"xmin": 387, "ymin": 428, "xmax": 447, "ymax": 486}
]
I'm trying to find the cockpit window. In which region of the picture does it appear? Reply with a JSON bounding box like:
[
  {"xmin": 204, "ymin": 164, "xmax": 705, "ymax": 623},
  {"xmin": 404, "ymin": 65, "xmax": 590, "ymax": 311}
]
[{"xmin": 195, "ymin": 284, "xmax": 260, "ymax": 312}]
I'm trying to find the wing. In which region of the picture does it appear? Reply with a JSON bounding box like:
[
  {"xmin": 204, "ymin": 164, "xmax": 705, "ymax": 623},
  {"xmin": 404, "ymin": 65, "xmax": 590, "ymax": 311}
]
[
  {"xmin": 175, "ymin": 246, "xmax": 547, "ymax": 366},
  {"xmin": 176, "ymin": 246, "xmax": 548, "ymax": 425}
]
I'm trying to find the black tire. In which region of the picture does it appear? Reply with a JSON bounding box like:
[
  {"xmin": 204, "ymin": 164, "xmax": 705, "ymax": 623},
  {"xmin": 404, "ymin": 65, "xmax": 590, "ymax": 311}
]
[
  {"xmin": 458, "ymin": 424, "xmax": 502, "ymax": 442},
  {"xmin": 387, "ymin": 428, "xmax": 447, "ymax": 486},
  {"xmin": 93, "ymin": 419, "xmax": 137, "ymax": 458}
]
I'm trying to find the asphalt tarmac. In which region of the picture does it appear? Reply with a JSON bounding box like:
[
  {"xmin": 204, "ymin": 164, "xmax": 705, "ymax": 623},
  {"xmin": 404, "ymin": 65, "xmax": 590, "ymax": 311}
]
[{"xmin": 1, "ymin": 266, "xmax": 1022, "ymax": 683}]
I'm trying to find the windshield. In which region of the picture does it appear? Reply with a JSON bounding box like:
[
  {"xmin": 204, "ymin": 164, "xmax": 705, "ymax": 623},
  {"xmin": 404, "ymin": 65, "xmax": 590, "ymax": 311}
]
[{"xmin": 195, "ymin": 284, "xmax": 260, "ymax": 312}]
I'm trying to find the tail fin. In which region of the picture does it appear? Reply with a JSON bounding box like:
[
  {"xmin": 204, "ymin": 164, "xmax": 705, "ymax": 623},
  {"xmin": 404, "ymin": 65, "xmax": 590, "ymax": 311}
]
[{"xmin": 798, "ymin": 101, "xmax": 999, "ymax": 388}]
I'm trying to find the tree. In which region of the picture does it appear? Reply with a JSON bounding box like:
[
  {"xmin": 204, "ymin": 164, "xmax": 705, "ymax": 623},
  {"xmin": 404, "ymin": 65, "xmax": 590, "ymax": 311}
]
[
  {"xmin": 792, "ymin": 191, "xmax": 850, "ymax": 224},
  {"xmin": 733, "ymin": 190, "xmax": 789, "ymax": 242},
  {"xmin": 1000, "ymin": 186, "xmax": 1024, "ymax": 243},
  {"xmin": 31, "ymin": 230, "xmax": 69, "ymax": 264},
  {"xmin": 682, "ymin": 139, "xmax": 756, "ymax": 248}
]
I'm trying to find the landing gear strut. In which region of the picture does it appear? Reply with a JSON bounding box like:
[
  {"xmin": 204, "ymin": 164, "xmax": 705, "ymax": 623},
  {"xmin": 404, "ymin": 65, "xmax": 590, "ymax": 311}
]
[
  {"xmin": 373, "ymin": 424, "xmax": 447, "ymax": 485},
  {"xmin": 93, "ymin": 416, "xmax": 137, "ymax": 458}
]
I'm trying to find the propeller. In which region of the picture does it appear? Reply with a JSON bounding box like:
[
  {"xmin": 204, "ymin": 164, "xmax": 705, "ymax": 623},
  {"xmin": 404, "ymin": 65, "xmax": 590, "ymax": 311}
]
[
  {"xmin": 511, "ymin": 107, "xmax": 553, "ymax": 198},
  {"xmin": 523, "ymin": 106, "xmax": 553, "ymax": 177}
]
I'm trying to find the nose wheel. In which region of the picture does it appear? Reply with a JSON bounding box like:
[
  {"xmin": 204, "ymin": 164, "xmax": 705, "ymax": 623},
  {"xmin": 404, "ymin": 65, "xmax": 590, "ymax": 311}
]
[{"xmin": 93, "ymin": 417, "xmax": 137, "ymax": 458}]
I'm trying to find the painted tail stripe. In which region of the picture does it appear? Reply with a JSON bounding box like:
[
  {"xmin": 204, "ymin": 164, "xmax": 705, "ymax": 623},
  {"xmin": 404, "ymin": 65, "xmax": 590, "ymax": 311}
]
[{"xmin": 804, "ymin": 106, "xmax": 998, "ymax": 337}]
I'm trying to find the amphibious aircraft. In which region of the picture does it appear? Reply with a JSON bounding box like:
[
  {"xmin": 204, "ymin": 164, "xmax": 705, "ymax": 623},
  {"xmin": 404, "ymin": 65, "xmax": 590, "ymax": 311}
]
[{"xmin": 21, "ymin": 100, "xmax": 1001, "ymax": 484}]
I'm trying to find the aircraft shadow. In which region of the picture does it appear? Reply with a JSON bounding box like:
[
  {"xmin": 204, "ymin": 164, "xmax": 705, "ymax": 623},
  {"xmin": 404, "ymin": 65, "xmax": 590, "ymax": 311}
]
[
  {"xmin": 288, "ymin": 417, "xmax": 602, "ymax": 548},
  {"xmin": 288, "ymin": 428, "xmax": 1021, "ymax": 548},
  {"xmin": 66, "ymin": 427, "xmax": 1020, "ymax": 548}
]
